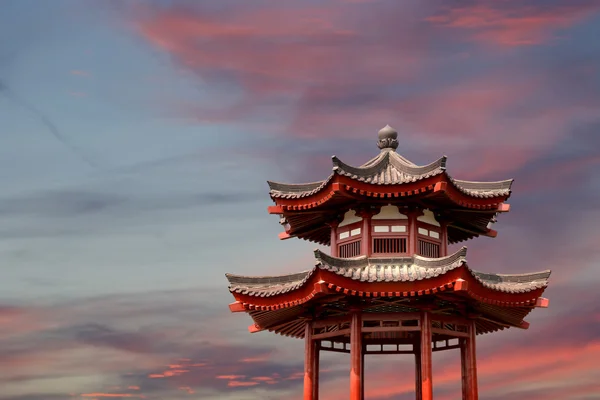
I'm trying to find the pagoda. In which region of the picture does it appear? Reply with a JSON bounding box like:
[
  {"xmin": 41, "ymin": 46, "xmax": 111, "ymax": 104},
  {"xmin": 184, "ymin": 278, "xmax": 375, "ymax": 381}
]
[{"xmin": 226, "ymin": 125, "xmax": 550, "ymax": 400}]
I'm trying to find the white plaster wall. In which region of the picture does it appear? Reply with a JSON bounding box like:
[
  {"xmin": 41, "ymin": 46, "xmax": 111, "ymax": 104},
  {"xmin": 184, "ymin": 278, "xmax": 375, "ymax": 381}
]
[
  {"xmin": 339, "ymin": 209, "xmax": 363, "ymax": 227},
  {"xmin": 417, "ymin": 209, "xmax": 441, "ymax": 226},
  {"xmin": 373, "ymin": 205, "xmax": 407, "ymax": 220}
]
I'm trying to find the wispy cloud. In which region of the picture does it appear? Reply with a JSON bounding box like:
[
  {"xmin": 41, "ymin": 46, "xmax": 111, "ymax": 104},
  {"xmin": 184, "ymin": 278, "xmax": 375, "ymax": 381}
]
[{"xmin": 426, "ymin": 1, "xmax": 600, "ymax": 47}]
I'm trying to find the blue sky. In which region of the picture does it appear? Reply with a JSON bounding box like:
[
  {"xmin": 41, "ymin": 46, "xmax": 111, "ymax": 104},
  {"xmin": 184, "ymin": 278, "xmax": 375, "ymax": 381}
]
[{"xmin": 0, "ymin": 0, "xmax": 599, "ymax": 399}]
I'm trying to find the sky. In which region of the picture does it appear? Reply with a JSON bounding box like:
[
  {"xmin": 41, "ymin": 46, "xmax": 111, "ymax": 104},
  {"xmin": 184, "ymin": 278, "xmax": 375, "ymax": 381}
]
[{"xmin": 0, "ymin": 0, "xmax": 599, "ymax": 399}]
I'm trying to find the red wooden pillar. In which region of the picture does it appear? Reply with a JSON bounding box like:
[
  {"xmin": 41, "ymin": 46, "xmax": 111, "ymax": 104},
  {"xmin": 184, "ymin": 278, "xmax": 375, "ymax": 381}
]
[
  {"xmin": 460, "ymin": 338, "xmax": 468, "ymax": 400},
  {"xmin": 357, "ymin": 210, "xmax": 374, "ymax": 256},
  {"xmin": 420, "ymin": 311, "xmax": 433, "ymax": 400},
  {"xmin": 361, "ymin": 345, "xmax": 365, "ymax": 400},
  {"xmin": 304, "ymin": 321, "xmax": 315, "ymax": 400},
  {"xmin": 407, "ymin": 209, "xmax": 424, "ymax": 255},
  {"xmin": 350, "ymin": 311, "xmax": 363, "ymax": 400},
  {"xmin": 313, "ymin": 340, "xmax": 320, "ymax": 400},
  {"xmin": 440, "ymin": 220, "xmax": 449, "ymax": 257},
  {"xmin": 466, "ymin": 320, "xmax": 479, "ymax": 400},
  {"xmin": 415, "ymin": 339, "xmax": 423, "ymax": 400},
  {"xmin": 329, "ymin": 221, "xmax": 339, "ymax": 257}
]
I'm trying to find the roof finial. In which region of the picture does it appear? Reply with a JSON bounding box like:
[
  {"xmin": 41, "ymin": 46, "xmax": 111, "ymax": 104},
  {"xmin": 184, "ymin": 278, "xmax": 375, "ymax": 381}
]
[{"xmin": 377, "ymin": 124, "xmax": 398, "ymax": 151}]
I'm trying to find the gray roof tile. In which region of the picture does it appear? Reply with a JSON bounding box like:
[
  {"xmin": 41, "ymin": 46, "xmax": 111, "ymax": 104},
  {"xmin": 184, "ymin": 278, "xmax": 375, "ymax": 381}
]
[
  {"xmin": 267, "ymin": 149, "xmax": 512, "ymax": 199},
  {"xmin": 226, "ymin": 248, "xmax": 551, "ymax": 297}
]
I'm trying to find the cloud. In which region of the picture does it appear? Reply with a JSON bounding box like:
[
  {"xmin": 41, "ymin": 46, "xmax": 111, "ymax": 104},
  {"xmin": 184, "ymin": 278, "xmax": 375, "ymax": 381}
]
[{"xmin": 426, "ymin": 1, "xmax": 600, "ymax": 47}]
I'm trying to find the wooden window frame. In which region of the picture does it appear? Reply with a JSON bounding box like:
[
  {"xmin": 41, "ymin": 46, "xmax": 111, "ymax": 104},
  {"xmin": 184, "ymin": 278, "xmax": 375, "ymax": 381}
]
[
  {"xmin": 371, "ymin": 219, "xmax": 409, "ymax": 256},
  {"xmin": 338, "ymin": 221, "xmax": 363, "ymax": 245}
]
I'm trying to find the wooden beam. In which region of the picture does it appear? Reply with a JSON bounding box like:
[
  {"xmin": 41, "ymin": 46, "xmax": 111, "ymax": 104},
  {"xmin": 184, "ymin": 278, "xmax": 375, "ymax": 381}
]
[
  {"xmin": 229, "ymin": 302, "xmax": 246, "ymax": 313},
  {"xmin": 535, "ymin": 297, "xmax": 550, "ymax": 308},
  {"xmin": 279, "ymin": 231, "xmax": 293, "ymax": 240},
  {"xmin": 313, "ymin": 315, "xmax": 352, "ymax": 328},
  {"xmin": 313, "ymin": 328, "xmax": 351, "ymax": 341},
  {"xmin": 362, "ymin": 326, "xmax": 420, "ymax": 333},
  {"xmin": 453, "ymin": 279, "xmax": 469, "ymax": 292},
  {"xmin": 268, "ymin": 205, "xmax": 284, "ymax": 214},
  {"xmin": 362, "ymin": 312, "xmax": 421, "ymax": 321},
  {"xmin": 497, "ymin": 203, "xmax": 510, "ymax": 212},
  {"xmin": 431, "ymin": 327, "xmax": 470, "ymax": 338},
  {"xmin": 519, "ymin": 320, "xmax": 530, "ymax": 330}
]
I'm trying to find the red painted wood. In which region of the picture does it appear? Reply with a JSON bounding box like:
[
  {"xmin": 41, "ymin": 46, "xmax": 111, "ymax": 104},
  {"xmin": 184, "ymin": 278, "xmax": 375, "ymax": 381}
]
[
  {"xmin": 460, "ymin": 338, "xmax": 468, "ymax": 400},
  {"xmin": 466, "ymin": 320, "xmax": 479, "ymax": 400},
  {"xmin": 329, "ymin": 221, "xmax": 339, "ymax": 257},
  {"xmin": 350, "ymin": 312, "xmax": 363, "ymax": 400},
  {"xmin": 440, "ymin": 221, "xmax": 449, "ymax": 257},
  {"xmin": 415, "ymin": 341, "xmax": 423, "ymax": 400},
  {"xmin": 361, "ymin": 345, "xmax": 365, "ymax": 400},
  {"xmin": 536, "ymin": 297, "xmax": 550, "ymax": 308},
  {"xmin": 313, "ymin": 340, "xmax": 320, "ymax": 400},
  {"xmin": 273, "ymin": 175, "xmax": 509, "ymax": 211},
  {"xmin": 420, "ymin": 312, "xmax": 433, "ymax": 400},
  {"xmin": 232, "ymin": 269, "xmax": 546, "ymax": 312},
  {"xmin": 360, "ymin": 213, "xmax": 372, "ymax": 256},
  {"xmin": 228, "ymin": 302, "xmax": 245, "ymax": 312},
  {"xmin": 304, "ymin": 321, "xmax": 315, "ymax": 400}
]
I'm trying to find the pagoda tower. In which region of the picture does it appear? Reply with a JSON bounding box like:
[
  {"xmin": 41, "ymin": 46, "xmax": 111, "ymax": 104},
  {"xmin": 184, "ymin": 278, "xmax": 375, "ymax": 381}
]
[{"xmin": 226, "ymin": 125, "xmax": 550, "ymax": 400}]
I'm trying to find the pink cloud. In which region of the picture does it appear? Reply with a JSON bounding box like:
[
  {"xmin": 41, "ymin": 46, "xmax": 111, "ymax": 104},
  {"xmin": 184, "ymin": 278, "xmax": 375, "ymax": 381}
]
[{"xmin": 426, "ymin": 3, "xmax": 600, "ymax": 46}]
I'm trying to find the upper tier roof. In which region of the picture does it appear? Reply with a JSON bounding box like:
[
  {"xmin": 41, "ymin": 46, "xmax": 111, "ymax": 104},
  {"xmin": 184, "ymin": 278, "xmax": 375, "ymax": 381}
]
[
  {"xmin": 268, "ymin": 148, "xmax": 513, "ymax": 200},
  {"xmin": 266, "ymin": 125, "xmax": 514, "ymax": 244}
]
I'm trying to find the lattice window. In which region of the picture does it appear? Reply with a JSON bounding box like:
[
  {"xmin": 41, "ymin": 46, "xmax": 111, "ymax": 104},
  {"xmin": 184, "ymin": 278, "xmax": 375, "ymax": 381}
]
[
  {"xmin": 418, "ymin": 239, "xmax": 440, "ymax": 258},
  {"xmin": 339, "ymin": 240, "xmax": 361, "ymax": 258},
  {"xmin": 373, "ymin": 238, "xmax": 407, "ymax": 254}
]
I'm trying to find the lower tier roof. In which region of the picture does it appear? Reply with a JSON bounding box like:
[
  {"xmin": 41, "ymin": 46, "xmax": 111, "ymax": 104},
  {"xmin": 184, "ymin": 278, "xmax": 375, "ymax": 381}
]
[{"xmin": 226, "ymin": 248, "xmax": 550, "ymax": 337}]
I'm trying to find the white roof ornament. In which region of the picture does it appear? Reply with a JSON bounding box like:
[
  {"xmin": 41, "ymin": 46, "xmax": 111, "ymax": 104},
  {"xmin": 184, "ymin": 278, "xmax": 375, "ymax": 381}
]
[{"xmin": 377, "ymin": 124, "xmax": 399, "ymax": 150}]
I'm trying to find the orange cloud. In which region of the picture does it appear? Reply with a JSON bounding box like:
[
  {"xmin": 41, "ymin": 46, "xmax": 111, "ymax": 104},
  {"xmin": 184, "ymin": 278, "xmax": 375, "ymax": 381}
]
[
  {"xmin": 426, "ymin": 3, "xmax": 600, "ymax": 46},
  {"xmin": 228, "ymin": 380, "xmax": 259, "ymax": 387},
  {"xmin": 81, "ymin": 394, "xmax": 145, "ymax": 398},
  {"xmin": 216, "ymin": 374, "xmax": 246, "ymax": 380}
]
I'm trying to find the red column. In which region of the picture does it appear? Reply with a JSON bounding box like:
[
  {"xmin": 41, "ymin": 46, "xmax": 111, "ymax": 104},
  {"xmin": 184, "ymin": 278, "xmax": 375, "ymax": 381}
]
[
  {"xmin": 313, "ymin": 340, "xmax": 320, "ymax": 400},
  {"xmin": 329, "ymin": 221, "xmax": 339, "ymax": 257},
  {"xmin": 440, "ymin": 220, "xmax": 449, "ymax": 257},
  {"xmin": 350, "ymin": 311, "xmax": 363, "ymax": 400},
  {"xmin": 360, "ymin": 213, "xmax": 372, "ymax": 256},
  {"xmin": 466, "ymin": 320, "xmax": 479, "ymax": 400},
  {"xmin": 361, "ymin": 346, "xmax": 365, "ymax": 400},
  {"xmin": 407, "ymin": 209, "xmax": 424, "ymax": 255},
  {"xmin": 304, "ymin": 321, "xmax": 315, "ymax": 400},
  {"xmin": 415, "ymin": 340, "xmax": 423, "ymax": 400},
  {"xmin": 460, "ymin": 338, "xmax": 468, "ymax": 400},
  {"xmin": 420, "ymin": 312, "xmax": 433, "ymax": 400}
]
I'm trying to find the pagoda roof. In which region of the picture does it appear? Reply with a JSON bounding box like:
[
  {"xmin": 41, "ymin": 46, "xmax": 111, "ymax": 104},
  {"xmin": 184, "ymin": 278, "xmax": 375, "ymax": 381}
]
[
  {"xmin": 226, "ymin": 248, "xmax": 550, "ymax": 337},
  {"xmin": 268, "ymin": 149, "xmax": 513, "ymax": 200},
  {"xmin": 227, "ymin": 247, "xmax": 549, "ymax": 298},
  {"xmin": 266, "ymin": 125, "xmax": 515, "ymax": 244}
]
